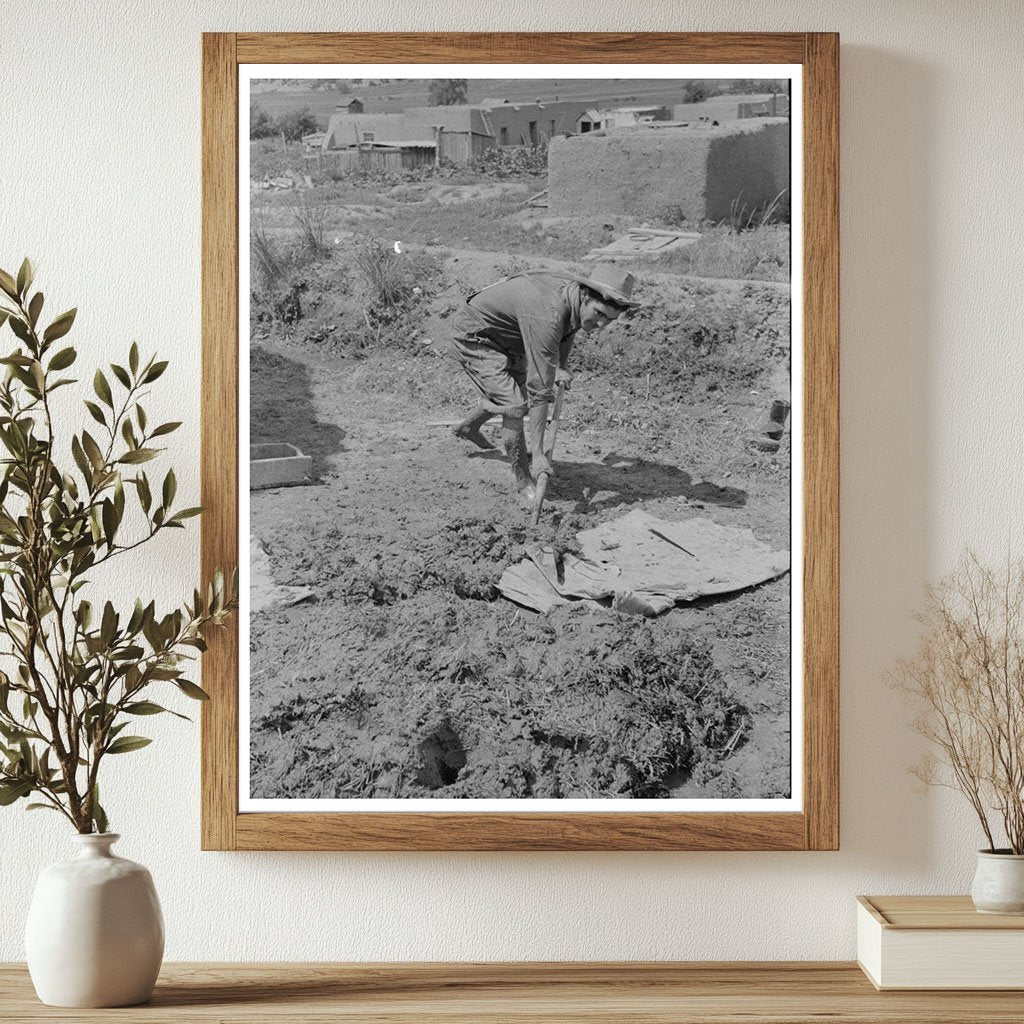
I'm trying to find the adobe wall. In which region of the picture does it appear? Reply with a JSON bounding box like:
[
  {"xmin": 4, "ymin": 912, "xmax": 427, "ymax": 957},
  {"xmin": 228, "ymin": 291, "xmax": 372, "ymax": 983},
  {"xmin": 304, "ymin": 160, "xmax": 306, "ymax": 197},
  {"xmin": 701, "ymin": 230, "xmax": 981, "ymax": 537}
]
[
  {"xmin": 705, "ymin": 119, "xmax": 790, "ymax": 221},
  {"xmin": 547, "ymin": 119, "xmax": 789, "ymax": 223}
]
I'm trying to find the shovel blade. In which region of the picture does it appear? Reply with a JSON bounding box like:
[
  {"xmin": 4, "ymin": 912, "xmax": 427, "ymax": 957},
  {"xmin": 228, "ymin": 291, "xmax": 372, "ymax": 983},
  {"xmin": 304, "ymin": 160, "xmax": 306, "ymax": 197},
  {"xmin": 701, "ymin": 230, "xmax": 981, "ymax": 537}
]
[{"xmin": 531, "ymin": 472, "xmax": 551, "ymax": 525}]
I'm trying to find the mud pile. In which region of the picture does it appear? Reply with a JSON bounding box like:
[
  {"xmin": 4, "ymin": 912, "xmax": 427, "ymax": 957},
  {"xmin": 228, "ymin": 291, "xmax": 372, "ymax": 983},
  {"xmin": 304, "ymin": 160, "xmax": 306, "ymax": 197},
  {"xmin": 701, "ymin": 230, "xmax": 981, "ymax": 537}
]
[{"xmin": 252, "ymin": 596, "xmax": 748, "ymax": 800}]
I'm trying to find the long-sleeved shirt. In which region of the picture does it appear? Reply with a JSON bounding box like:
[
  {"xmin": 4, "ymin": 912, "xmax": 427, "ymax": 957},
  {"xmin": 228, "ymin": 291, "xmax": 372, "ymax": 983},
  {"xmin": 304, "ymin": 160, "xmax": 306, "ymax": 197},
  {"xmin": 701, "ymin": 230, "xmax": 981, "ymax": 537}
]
[{"xmin": 455, "ymin": 273, "xmax": 582, "ymax": 407}]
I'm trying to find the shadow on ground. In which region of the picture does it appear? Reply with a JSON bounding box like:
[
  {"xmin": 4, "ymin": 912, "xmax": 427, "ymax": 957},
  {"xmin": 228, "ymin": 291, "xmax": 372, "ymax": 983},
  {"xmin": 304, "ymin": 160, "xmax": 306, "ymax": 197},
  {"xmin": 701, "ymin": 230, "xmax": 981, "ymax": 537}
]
[
  {"xmin": 250, "ymin": 346, "xmax": 346, "ymax": 476},
  {"xmin": 550, "ymin": 454, "xmax": 747, "ymax": 511}
]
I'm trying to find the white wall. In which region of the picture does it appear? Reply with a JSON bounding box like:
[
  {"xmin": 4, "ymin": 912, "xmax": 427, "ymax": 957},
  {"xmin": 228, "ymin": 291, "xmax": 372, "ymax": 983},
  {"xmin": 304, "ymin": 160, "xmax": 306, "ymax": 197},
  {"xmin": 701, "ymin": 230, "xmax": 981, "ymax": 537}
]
[{"xmin": 1, "ymin": 0, "xmax": 1022, "ymax": 961}]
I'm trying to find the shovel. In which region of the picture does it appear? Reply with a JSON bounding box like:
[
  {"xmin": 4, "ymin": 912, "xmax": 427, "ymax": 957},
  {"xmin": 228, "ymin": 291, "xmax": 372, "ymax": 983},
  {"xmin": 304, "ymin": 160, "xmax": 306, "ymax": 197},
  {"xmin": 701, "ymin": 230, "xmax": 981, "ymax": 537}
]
[{"xmin": 530, "ymin": 380, "xmax": 567, "ymax": 525}]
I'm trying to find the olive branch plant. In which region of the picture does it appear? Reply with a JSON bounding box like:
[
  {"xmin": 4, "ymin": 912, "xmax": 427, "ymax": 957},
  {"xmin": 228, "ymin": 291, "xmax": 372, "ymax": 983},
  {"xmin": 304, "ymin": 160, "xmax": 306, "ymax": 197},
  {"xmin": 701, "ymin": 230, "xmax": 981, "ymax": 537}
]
[{"xmin": 0, "ymin": 259, "xmax": 236, "ymax": 834}]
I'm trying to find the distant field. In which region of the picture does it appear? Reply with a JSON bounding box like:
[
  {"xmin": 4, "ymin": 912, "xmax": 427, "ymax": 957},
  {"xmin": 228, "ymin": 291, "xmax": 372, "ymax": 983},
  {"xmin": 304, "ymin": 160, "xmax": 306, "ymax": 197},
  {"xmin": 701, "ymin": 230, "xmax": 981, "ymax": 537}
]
[{"xmin": 249, "ymin": 77, "xmax": 790, "ymax": 129}]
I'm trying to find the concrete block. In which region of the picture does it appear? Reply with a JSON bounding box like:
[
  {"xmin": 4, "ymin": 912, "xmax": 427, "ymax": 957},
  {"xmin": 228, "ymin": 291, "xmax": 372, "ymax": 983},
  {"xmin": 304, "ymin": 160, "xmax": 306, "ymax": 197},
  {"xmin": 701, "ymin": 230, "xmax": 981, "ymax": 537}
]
[{"xmin": 250, "ymin": 442, "xmax": 312, "ymax": 490}]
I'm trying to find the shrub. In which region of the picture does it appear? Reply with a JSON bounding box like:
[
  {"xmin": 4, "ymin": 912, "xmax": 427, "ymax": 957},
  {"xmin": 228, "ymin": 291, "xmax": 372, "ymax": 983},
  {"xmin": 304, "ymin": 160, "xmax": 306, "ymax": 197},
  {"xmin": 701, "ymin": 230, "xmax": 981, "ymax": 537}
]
[
  {"xmin": 275, "ymin": 106, "xmax": 320, "ymax": 143},
  {"xmin": 250, "ymin": 102, "xmax": 276, "ymax": 140}
]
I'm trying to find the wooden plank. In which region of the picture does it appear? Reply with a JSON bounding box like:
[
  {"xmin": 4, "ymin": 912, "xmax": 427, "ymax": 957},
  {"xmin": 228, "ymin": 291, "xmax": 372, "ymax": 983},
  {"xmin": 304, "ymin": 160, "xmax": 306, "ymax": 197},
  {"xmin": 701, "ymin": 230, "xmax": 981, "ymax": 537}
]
[
  {"xmin": 236, "ymin": 32, "xmax": 807, "ymax": 64},
  {"xmin": 234, "ymin": 811, "xmax": 806, "ymax": 852},
  {"xmin": 4, "ymin": 962, "xmax": 1024, "ymax": 1022},
  {"xmin": 801, "ymin": 32, "xmax": 841, "ymax": 852},
  {"xmin": 200, "ymin": 32, "xmax": 239, "ymax": 852},
  {"xmin": 864, "ymin": 895, "xmax": 1024, "ymax": 930}
]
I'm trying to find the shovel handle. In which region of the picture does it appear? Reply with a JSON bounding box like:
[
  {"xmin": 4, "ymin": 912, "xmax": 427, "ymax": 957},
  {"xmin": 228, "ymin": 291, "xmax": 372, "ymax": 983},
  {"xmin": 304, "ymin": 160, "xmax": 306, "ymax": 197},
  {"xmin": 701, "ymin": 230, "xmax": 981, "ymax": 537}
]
[
  {"xmin": 530, "ymin": 381, "xmax": 568, "ymax": 525},
  {"xmin": 544, "ymin": 381, "xmax": 567, "ymax": 459}
]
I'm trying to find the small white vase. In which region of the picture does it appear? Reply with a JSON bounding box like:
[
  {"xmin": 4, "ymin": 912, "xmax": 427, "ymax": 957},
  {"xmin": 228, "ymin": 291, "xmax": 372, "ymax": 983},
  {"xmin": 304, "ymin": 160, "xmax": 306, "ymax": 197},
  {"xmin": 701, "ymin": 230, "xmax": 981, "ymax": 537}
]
[
  {"xmin": 971, "ymin": 849, "xmax": 1024, "ymax": 915},
  {"xmin": 25, "ymin": 833, "xmax": 164, "ymax": 1007}
]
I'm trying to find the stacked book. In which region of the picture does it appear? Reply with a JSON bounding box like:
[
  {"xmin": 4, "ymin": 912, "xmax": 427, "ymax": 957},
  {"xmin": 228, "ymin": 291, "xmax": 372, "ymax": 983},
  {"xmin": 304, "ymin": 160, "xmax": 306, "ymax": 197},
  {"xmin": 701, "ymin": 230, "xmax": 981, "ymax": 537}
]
[{"xmin": 857, "ymin": 895, "xmax": 1024, "ymax": 990}]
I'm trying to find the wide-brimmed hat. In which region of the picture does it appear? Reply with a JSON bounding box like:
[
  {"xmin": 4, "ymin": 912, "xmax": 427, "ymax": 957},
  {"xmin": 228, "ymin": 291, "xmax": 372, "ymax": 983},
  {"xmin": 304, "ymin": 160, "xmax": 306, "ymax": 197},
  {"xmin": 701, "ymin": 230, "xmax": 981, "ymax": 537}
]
[{"xmin": 573, "ymin": 264, "xmax": 640, "ymax": 308}]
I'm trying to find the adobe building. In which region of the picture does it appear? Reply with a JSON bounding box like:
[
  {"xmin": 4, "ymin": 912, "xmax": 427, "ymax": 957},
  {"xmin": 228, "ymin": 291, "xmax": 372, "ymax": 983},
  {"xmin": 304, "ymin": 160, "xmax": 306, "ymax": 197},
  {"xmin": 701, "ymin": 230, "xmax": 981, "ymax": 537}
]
[
  {"xmin": 480, "ymin": 99, "xmax": 590, "ymax": 146},
  {"xmin": 576, "ymin": 105, "xmax": 671, "ymax": 132},
  {"xmin": 402, "ymin": 105, "xmax": 495, "ymax": 161},
  {"xmin": 546, "ymin": 119, "xmax": 790, "ymax": 223},
  {"xmin": 322, "ymin": 113, "xmax": 407, "ymax": 150}
]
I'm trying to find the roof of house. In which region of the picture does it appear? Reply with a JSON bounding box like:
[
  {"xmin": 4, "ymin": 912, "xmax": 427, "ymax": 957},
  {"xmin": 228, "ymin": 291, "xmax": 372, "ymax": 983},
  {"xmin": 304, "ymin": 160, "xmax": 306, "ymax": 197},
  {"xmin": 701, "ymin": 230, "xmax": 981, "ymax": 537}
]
[
  {"xmin": 366, "ymin": 140, "xmax": 436, "ymax": 149},
  {"xmin": 323, "ymin": 112, "xmax": 405, "ymax": 148},
  {"xmin": 579, "ymin": 105, "xmax": 668, "ymax": 121},
  {"xmin": 404, "ymin": 105, "xmax": 493, "ymax": 135}
]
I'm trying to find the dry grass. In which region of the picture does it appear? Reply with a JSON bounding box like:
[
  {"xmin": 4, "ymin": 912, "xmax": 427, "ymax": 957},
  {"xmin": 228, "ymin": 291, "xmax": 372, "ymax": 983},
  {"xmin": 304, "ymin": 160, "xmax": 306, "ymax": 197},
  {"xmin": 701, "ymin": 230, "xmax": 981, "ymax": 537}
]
[
  {"xmin": 642, "ymin": 224, "xmax": 789, "ymax": 282},
  {"xmin": 292, "ymin": 193, "xmax": 330, "ymax": 259},
  {"xmin": 895, "ymin": 553, "xmax": 1024, "ymax": 853},
  {"xmin": 354, "ymin": 238, "xmax": 408, "ymax": 309},
  {"xmin": 250, "ymin": 203, "xmax": 285, "ymax": 295}
]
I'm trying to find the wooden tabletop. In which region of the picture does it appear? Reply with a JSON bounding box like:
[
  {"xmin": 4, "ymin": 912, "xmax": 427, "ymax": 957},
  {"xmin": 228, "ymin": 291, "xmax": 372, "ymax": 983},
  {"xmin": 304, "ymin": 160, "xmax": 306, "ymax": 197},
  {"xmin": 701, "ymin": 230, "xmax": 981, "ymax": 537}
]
[{"xmin": 3, "ymin": 962, "xmax": 1024, "ymax": 1022}]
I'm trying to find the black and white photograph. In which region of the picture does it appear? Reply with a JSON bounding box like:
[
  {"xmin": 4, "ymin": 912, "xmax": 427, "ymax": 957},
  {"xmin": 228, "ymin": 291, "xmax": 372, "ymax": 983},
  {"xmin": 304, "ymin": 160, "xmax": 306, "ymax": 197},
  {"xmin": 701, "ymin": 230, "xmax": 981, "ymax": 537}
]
[{"xmin": 242, "ymin": 66, "xmax": 800, "ymax": 809}]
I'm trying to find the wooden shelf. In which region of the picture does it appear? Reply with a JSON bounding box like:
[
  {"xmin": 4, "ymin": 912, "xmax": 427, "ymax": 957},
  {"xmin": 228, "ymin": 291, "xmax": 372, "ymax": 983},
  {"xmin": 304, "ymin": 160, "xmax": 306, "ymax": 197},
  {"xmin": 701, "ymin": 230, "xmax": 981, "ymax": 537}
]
[{"xmin": 3, "ymin": 962, "xmax": 1024, "ymax": 1022}]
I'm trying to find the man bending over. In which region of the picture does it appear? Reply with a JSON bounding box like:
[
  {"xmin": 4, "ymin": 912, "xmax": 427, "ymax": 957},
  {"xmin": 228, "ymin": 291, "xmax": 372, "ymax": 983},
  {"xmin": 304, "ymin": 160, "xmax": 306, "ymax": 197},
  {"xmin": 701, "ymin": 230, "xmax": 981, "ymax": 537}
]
[{"xmin": 451, "ymin": 264, "xmax": 639, "ymax": 504}]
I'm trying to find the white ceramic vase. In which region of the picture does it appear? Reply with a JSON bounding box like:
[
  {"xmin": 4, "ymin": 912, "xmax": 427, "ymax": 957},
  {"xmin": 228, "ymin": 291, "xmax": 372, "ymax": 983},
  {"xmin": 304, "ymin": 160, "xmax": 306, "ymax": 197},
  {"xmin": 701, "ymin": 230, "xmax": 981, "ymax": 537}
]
[
  {"xmin": 25, "ymin": 833, "xmax": 164, "ymax": 1007},
  {"xmin": 971, "ymin": 849, "xmax": 1024, "ymax": 915}
]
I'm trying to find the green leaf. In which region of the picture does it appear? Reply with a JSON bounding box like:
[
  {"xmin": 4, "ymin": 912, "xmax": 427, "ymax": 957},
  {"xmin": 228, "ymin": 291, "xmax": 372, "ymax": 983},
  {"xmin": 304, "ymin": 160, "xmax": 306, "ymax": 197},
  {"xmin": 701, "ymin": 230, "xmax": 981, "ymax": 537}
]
[
  {"xmin": 110, "ymin": 363, "xmax": 131, "ymax": 389},
  {"xmin": 136, "ymin": 473, "xmax": 152, "ymax": 513},
  {"xmin": 0, "ymin": 269, "xmax": 18, "ymax": 300},
  {"xmin": 83, "ymin": 400, "xmax": 106, "ymax": 427},
  {"xmin": 129, "ymin": 342, "xmax": 139, "ymax": 376},
  {"xmin": 124, "ymin": 700, "xmax": 166, "ymax": 715},
  {"xmin": 16, "ymin": 258, "xmax": 34, "ymax": 298},
  {"xmin": 91, "ymin": 785, "xmax": 108, "ymax": 834},
  {"xmin": 136, "ymin": 404, "xmax": 147, "ymax": 432},
  {"xmin": 100, "ymin": 601, "xmax": 116, "ymax": 647},
  {"xmin": 162, "ymin": 468, "xmax": 176, "ymax": 509},
  {"xmin": 169, "ymin": 507, "xmax": 203, "ymax": 524},
  {"xmin": 142, "ymin": 361, "xmax": 168, "ymax": 383},
  {"xmin": 0, "ymin": 352, "xmax": 34, "ymax": 367},
  {"xmin": 71, "ymin": 435, "xmax": 92, "ymax": 483},
  {"xmin": 0, "ymin": 779, "xmax": 33, "ymax": 805},
  {"xmin": 175, "ymin": 679, "xmax": 210, "ymax": 701},
  {"xmin": 124, "ymin": 700, "xmax": 188, "ymax": 722},
  {"xmin": 8, "ymin": 317, "xmax": 31, "ymax": 345},
  {"xmin": 47, "ymin": 346, "xmax": 77, "ymax": 371},
  {"xmin": 126, "ymin": 598, "xmax": 146, "ymax": 635},
  {"xmin": 81, "ymin": 431, "xmax": 105, "ymax": 472},
  {"xmin": 118, "ymin": 448, "xmax": 157, "ymax": 465},
  {"xmin": 101, "ymin": 498, "xmax": 116, "ymax": 547},
  {"xmin": 76, "ymin": 599, "xmax": 92, "ymax": 631},
  {"xmin": 26, "ymin": 802, "xmax": 61, "ymax": 813},
  {"xmin": 42, "ymin": 308, "xmax": 77, "ymax": 344},
  {"xmin": 150, "ymin": 421, "xmax": 182, "ymax": 438},
  {"xmin": 27, "ymin": 292, "xmax": 43, "ymax": 328},
  {"xmin": 105, "ymin": 735, "xmax": 152, "ymax": 754},
  {"xmin": 93, "ymin": 369, "xmax": 113, "ymax": 409},
  {"xmin": 121, "ymin": 418, "xmax": 138, "ymax": 450}
]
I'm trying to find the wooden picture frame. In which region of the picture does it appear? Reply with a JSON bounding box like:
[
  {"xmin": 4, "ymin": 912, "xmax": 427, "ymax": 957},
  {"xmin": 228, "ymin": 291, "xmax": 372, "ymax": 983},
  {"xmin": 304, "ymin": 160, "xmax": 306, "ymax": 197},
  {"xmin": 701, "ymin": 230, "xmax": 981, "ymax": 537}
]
[{"xmin": 201, "ymin": 32, "xmax": 838, "ymax": 851}]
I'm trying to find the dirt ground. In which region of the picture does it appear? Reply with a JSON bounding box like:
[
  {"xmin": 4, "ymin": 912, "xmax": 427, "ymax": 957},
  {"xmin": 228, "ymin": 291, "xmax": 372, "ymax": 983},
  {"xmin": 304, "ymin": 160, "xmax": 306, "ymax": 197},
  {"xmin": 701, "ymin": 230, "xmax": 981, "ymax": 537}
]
[{"xmin": 247, "ymin": 181, "xmax": 792, "ymax": 802}]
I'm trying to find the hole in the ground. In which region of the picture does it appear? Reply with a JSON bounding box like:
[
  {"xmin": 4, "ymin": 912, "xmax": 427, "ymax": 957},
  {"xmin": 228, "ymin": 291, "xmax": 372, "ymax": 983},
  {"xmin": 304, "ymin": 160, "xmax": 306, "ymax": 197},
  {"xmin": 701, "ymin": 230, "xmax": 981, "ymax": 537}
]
[{"xmin": 416, "ymin": 720, "xmax": 467, "ymax": 790}]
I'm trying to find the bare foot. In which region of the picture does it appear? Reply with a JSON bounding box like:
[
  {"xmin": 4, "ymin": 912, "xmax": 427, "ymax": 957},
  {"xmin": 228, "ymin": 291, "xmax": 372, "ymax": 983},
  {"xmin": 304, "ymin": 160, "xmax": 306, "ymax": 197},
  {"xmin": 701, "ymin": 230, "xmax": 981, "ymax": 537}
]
[{"xmin": 453, "ymin": 423, "xmax": 496, "ymax": 450}]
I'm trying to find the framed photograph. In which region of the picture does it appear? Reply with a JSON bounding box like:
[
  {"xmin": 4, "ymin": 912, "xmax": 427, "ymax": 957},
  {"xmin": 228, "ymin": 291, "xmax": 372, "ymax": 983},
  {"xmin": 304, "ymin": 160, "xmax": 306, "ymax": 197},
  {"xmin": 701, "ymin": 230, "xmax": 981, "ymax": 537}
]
[{"xmin": 201, "ymin": 32, "xmax": 838, "ymax": 851}]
